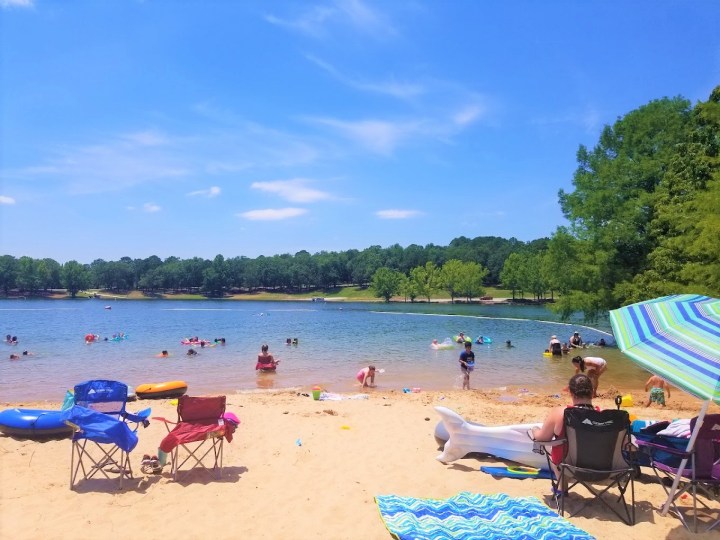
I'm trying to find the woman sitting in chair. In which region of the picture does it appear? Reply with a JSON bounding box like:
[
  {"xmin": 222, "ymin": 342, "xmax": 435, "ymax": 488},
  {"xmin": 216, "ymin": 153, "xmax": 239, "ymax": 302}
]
[
  {"xmin": 255, "ymin": 344, "xmax": 279, "ymax": 372},
  {"xmin": 530, "ymin": 373, "xmax": 595, "ymax": 473}
]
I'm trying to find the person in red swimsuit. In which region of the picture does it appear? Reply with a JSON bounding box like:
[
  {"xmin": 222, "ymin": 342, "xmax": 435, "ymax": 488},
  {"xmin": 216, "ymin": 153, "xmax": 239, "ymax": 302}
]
[
  {"xmin": 529, "ymin": 373, "xmax": 595, "ymax": 474},
  {"xmin": 256, "ymin": 344, "xmax": 279, "ymax": 372}
]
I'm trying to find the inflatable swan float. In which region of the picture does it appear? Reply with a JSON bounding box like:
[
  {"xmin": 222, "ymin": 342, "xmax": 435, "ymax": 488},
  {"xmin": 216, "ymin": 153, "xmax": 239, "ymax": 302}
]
[{"xmin": 434, "ymin": 406, "xmax": 546, "ymax": 469}]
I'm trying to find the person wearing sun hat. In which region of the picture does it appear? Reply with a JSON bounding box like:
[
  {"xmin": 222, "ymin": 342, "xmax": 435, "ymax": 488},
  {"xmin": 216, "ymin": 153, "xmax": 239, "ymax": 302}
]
[
  {"xmin": 548, "ymin": 335, "xmax": 562, "ymax": 356},
  {"xmin": 568, "ymin": 330, "xmax": 584, "ymax": 349}
]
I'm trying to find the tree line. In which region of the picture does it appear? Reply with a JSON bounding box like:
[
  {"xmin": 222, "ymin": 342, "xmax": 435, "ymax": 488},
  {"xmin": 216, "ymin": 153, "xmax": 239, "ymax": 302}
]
[
  {"xmin": 2, "ymin": 87, "xmax": 718, "ymax": 320},
  {"xmin": 0, "ymin": 236, "xmax": 542, "ymax": 299}
]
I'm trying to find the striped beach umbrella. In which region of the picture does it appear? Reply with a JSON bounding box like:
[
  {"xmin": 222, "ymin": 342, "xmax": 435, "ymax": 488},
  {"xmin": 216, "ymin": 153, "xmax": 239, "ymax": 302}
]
[
  {"xmin": 609, "ymin": 294, "xmax": 720, "ymax": 404},
  {"xmin": 609, "ymin": 294, "xmax": 720, "ymax": 520}
]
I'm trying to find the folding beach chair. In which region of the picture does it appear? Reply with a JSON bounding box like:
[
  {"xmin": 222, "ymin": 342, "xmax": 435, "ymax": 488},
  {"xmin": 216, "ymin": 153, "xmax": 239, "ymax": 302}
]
[
  {"xmin": 154, "ymin": 395, "xmax": 237, "ymax": 481},
  {"xmin": 63, "ymin": 380, "xmax": 151, "ymax": 490},
  {"xmin": 635, "ymin": 414, "xmax": 720, "ymax": 532},
  {"xmin": 534, "ymin": 408, "xmax": 635, "ymax": 525}
]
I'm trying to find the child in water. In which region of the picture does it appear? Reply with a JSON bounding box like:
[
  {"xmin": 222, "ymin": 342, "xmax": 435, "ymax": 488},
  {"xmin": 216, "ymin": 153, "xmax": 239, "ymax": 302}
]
[
  {"xmin": 459, "ymin": 342, "xmax": 475, "ymax": 390},
  {"xmin": 356, "ymin": 365, "xmax": 377, "ymax": 388}
]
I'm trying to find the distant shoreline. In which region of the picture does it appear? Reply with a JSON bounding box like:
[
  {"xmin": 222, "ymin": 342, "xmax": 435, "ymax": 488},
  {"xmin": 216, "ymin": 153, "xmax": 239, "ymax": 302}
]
[{"xmin": 1, "ymin": 290, "xmax": 525, "ymax": 305}]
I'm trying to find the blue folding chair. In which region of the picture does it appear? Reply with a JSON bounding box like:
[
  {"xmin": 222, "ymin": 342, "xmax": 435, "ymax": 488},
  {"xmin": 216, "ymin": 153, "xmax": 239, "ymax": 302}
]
[{"xmin": 62, "ymin": 380, "xmax": 150, "ymax": 490}]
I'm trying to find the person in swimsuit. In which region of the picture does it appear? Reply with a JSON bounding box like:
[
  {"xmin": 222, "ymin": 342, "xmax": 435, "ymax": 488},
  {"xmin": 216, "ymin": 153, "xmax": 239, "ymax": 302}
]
[
  {"xmin": 571, "ymin": 356, "xmax": 607, "ymax": 398},
  {"xmin": 356, "ymin": 365, "xmax": 376, "ymax": 388},
  {"xmin": 459, "ymin": 341, "xmax": 475, "ymax": 390},
  {"xmin": 256, "ymin": 344, "xmax": 279, "ymax": 371},
  {"xmin": 568, "ymin": 331, "xmax": 584, "ymax": 349},
  {"xmin": 644, "ymin": 374, "xmax": 671, "ymax": 407},
  {"xmin": 530, "ymin": 373, "xmax": 595, "ymax": 476},
  {"xmin": 549, "ymin": 335, "xmax": 562, "ymax": 356}
]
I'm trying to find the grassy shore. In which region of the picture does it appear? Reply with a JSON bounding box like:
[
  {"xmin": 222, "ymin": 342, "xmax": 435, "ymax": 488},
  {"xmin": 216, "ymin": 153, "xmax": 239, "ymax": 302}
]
[{"xmin": 38, "ymin": 285, "xmax": 520, "ymax": 303}]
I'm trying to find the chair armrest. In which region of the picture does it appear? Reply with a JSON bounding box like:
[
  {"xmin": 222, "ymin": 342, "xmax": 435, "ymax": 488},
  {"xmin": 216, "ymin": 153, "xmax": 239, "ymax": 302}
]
[
  {"xmin": 151, "ymin": 416, "xmax": 176, "ymax": 423},
  {"xmin": 152, "ymin": 416, "xmax": 177, "ymax": 432},
  {"xmin": 527, "ymin": 429, "xmax": 566, "ymax": 455},
  {"xmin": 124, "ymin": 408, "xmax": 152, "ymax": 427}
]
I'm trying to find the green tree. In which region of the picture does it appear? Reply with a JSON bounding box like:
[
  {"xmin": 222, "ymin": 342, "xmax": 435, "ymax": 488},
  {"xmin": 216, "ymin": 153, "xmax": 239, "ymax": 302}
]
[
  {"xmin": 553, "ymin": 95, "xmax": 696, "ymax": 317},
  {"xmin": 0, "ymin": 255, "xmax": 18, "ymax": 295},
  {"xmin": 440, "ymin": 259, "xmax": 465, "ymax": 303},
  {"xmin": 370, "ymin": 267, "xmax": 403, "ymax": 302},
  {"xmin": 62, "ymin": 261, "xmax": 91, "ymax": 298},
  {"xmin": 410, "ymin": 261, "xmax": 441, "ymax": 302},
  {"xmin": 455, "ymin": 261, "xmax": 488, "ymax": 301}
]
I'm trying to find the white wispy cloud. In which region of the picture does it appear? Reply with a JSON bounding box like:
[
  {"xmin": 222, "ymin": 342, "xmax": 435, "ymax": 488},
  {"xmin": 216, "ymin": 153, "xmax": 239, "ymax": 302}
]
[
  {"xmin": 376, "ymin": 209, "xmax": 422, "ymax": 219},
  {"xmin": 1, "ymin": 0, "xmax": 33, "ymax": 9},
  {"xmin": 238, "ymin": 208, "xmax": 308, "ymax": 221},
  {"xmin": 143, "ymin": 203, "xmax": 161, "ymax": 213},
  {"xmin": 121, "ymin": 130, "xmax": 169, "ymax": 147},
  {"xmin": 265, "ymin": 0, "xmax": 396, "ymax": 39},
  {"xmin": 530, "ymin": 106, "xmax": 603, "ymax": 134},
  {"xmin": 307, "ymin": 117, "xmax": 420, "ymax": 155},
  {"xmin": 5, "ymin": 118, "xmax": 326, "ymax": 196},
  {"xmin": 265, "ymin": 5, "xmax": 335, "ymax": 37},
  {"xmin": 0, "ymin": 195, "xmax": 16, "ymax": 205},
  {"xmin": 250, "ymin": 179, "xmax": 332, "ymax": 203},
  {"xmin": 305, "ymin": 54, "xmax": 424, "ymax": 99},
  {"xmin": 187, "ymin": 186, "xmax": 221, "ymax": 198},
  {"xmin": 453, "ymin": 105, "xmax": 485, "ymax": 126}
]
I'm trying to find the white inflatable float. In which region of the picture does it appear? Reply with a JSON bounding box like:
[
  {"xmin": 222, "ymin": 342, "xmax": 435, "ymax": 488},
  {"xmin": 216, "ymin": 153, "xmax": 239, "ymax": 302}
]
[{"xmin": 434, "ymin": 406, "xmax": 546, "ymax": 469}]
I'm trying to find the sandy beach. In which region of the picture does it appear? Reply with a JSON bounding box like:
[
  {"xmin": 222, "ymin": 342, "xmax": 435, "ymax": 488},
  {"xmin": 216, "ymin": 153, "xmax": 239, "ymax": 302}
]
[{"xmin": 1, "ymin": 385, "xmax": 718, "ymax": 540}]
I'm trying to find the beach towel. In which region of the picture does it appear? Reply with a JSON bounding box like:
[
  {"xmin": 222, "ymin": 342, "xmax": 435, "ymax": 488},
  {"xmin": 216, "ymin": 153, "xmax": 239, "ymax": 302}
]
[
  {"xmin": 375, "ymin": 491, "xmax": 594, "ymax": 540},
  {"xmin": 319, "ymin": 392, "xmax": 369, "ymax": 401}
]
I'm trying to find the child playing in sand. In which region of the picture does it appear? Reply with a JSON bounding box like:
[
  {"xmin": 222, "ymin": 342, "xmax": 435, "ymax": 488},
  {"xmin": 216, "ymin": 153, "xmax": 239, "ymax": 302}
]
[
  {"xmin": 645, "ymin": 374, "xmax": 671, "ymax": 407},
  {"xmin": 356, "ymin": 365, "xmax": 377, "ymax": 388}
]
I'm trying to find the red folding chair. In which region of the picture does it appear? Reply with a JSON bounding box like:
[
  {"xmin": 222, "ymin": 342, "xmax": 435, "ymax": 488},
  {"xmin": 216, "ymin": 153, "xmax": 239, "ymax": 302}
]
[{"xmin": 154, "ymin": 396, "xmax": 237, "ymax": 481}]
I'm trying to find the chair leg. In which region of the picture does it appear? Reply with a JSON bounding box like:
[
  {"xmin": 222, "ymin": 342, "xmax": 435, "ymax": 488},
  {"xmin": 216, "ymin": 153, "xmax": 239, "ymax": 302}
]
[{"xmin": 171, "ymin": 437, "xmax": 224, "ymax": 481}]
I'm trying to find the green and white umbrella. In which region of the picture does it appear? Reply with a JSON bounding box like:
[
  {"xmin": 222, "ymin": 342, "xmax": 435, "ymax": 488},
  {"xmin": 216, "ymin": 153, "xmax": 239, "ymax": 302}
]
[
  {"xmin": 609, "ymin": 294, "xmax": 720, "ymax": 403},
  {"xmin": 609, "ymin": 293, "xmax": 720, "ymax": 520}
]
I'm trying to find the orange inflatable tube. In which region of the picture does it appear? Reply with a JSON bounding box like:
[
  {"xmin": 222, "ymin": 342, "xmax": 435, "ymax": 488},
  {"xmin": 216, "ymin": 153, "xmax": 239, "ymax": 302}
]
[{"xmin": 135, "ymin": 381, "xmax": 188, "ymax": 399}]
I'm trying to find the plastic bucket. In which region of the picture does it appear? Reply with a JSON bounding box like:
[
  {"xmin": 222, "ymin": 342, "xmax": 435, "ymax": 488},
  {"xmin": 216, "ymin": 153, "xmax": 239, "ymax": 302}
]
[
  {"xmin": 620, "ymin": 394, "xmax": 633, "ymax": 407},
  {"xmin": 312, "ymin": 386, "xmax": 321, "ymax": 400}
]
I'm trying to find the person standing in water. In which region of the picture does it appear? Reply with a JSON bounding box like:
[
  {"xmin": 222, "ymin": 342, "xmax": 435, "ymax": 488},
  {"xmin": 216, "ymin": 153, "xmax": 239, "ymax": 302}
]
[
  {"xmin": 459, "ymin": 341, "xmax": 475, "ymax": 390},
  {"xmin": 549, "ymin": 335, "xmax": 562, "ymax": 356}
]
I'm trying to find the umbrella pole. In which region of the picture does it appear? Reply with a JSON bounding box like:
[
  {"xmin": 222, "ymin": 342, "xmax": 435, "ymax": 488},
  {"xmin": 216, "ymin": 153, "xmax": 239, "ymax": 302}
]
[{"xmin": 659, "ymin": 400, "xmax": 710, "ymax": 516}]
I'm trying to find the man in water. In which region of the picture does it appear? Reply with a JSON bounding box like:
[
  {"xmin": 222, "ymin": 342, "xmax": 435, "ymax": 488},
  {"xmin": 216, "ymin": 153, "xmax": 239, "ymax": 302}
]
[{"xmin": 568, "ymin": 331, "xmax": 584, "ymax": 349}]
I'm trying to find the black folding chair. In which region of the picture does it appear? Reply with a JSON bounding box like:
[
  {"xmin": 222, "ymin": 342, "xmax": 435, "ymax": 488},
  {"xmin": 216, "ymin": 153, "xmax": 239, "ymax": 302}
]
[{"xmin": 534, "ymin": 408, "xmax": 635, "ymax": 525}]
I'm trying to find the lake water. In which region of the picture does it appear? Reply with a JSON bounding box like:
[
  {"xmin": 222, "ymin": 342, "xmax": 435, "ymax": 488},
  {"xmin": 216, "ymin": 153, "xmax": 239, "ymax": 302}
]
[{"xmin": 0, "ymin": 299, "xmax": 651, "ymax": 402}]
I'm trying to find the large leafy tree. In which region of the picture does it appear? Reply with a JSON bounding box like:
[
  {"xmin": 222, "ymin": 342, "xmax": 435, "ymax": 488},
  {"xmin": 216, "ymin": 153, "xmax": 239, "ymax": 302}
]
[
  {"xmin": 370, "ymin": 267, "xmax": 403, "ymax": 302},
  {"xmin": 0, "ymin": 255, "xmax": 18, "ymax": 294},
  {"xmin": 410, "ymin": 262, "xmax": 441, "ymax": 302},
  {"xmin": 551, "ymin": 95, "xmax": 695, "ymax": 318},
  {"xmin": 61, "ymin": 261, "xmax": 91, "ymax": 298}
]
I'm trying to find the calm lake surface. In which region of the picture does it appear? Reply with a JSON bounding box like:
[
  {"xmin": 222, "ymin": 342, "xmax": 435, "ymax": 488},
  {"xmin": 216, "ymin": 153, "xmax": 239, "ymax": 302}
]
[{"xmin": 0, "ymin": 299, "xmax": 651, "ymax": 402}]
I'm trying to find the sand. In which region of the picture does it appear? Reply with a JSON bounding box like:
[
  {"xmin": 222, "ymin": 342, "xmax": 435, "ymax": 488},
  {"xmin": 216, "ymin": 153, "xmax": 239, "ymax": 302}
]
[{"xmin": 1, "ymin": 386, "xmax": 718, "ymax": 540}]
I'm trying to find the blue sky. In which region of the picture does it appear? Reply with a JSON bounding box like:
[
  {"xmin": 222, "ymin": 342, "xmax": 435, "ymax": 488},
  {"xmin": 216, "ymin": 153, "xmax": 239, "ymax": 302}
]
[{"xmin": 1, "ymin": 0, "xmax": 718, "ymax": 264}]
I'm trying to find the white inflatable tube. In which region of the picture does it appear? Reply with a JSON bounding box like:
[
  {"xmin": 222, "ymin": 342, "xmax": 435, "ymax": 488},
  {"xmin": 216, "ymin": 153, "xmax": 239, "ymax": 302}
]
[{"xmin": 434, "ymin": 406, "xmax": 546, "ymax": 469}]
